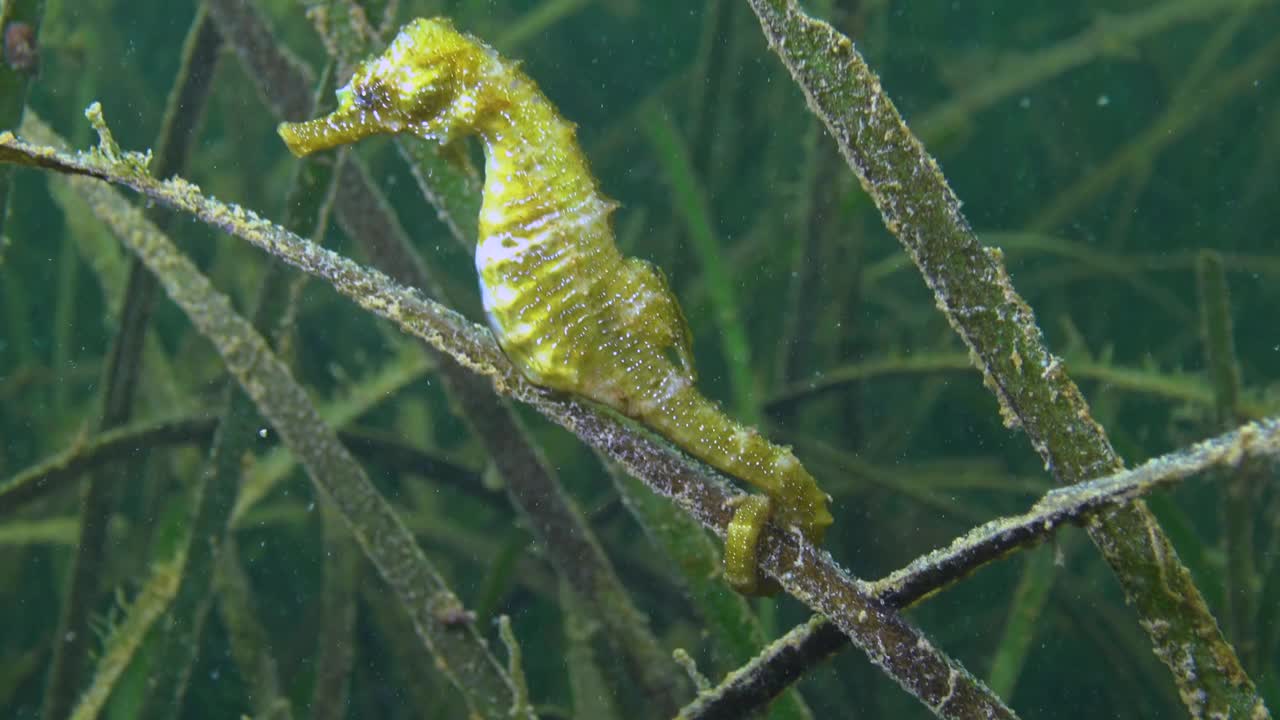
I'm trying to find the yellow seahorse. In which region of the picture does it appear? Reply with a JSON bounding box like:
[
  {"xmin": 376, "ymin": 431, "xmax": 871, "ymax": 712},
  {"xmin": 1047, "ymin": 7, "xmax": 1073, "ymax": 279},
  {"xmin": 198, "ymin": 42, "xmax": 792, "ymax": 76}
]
[{"xmin": 277, "ymin": 18, "xmax": 832, "ymax": 594}]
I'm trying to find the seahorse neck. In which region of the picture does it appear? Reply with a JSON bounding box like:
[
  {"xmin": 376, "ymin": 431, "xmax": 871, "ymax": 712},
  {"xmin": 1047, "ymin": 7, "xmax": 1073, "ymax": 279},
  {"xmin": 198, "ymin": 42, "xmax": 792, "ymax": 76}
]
[{"xmin": 473, "ymin": 77, "xmax": 605, "ymax": 241}]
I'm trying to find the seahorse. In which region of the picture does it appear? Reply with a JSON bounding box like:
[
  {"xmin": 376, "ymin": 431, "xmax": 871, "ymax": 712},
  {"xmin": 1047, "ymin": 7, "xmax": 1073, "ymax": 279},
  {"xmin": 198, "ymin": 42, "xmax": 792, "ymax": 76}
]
[{"xmin": 277, "ymin": 18, "xmax": 832, "ymax": 594}]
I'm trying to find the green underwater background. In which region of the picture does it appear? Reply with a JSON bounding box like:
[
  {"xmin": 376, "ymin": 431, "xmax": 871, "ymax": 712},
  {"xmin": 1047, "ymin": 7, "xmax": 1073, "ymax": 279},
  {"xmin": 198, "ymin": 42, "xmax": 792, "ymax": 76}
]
[{"xmin": 0, "ymin": 0, "xmax": 1278, "ymax": 718}]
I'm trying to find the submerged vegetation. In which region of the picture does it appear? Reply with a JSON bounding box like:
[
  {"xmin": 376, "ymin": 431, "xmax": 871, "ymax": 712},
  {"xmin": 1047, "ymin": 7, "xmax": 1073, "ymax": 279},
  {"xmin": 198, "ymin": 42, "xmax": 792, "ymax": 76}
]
[{"xmin": 0, "ymin": 0, "xmax": 1277, "ymax": 718}]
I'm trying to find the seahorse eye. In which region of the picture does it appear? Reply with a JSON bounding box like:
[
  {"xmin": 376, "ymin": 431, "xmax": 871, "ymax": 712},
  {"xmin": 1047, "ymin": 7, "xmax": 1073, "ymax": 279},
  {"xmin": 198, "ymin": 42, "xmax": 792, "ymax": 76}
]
[{"xmin": 352, "ymin": 82, "xmax": 383, "ymax": 111}]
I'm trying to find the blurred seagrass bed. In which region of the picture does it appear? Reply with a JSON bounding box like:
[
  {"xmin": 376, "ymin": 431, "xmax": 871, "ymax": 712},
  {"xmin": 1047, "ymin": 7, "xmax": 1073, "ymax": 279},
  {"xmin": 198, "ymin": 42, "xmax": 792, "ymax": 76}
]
[{"xmin": 0, "ymin": 0, "xmax": 1278, "ymax": 719}]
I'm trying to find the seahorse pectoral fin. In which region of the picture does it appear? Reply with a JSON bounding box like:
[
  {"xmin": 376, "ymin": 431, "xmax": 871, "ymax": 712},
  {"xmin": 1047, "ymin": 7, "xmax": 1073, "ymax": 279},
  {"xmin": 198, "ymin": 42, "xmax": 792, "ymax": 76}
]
[
  {"xmin": 437, "ymin": 138, "xmax": 479, "ymax": 176},
  {"xmin": 668, "ymin": 289, "xmax": 697, "ymax": 380},
  {"xmin": 625, "ymin": 258, "xmax": 697, "ymax": 378},
  {"xmin": 724, "ymin": 494, "xmax": 782, "ymax": 596}
]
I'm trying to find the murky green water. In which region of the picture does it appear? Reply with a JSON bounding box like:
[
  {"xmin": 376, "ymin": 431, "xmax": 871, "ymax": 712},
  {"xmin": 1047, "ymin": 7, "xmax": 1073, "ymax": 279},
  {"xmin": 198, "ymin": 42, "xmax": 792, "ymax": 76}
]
[{"xmin": 1, "ymin": 1, "xmax": 1276, "ymax": 718}]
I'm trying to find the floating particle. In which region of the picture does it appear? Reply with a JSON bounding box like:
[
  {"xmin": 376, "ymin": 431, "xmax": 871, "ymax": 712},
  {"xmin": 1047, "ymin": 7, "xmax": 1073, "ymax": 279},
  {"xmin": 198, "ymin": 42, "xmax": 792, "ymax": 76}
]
[{"xmin": 4, "ymin": 21, "xmax": 38, "ymax": 74}]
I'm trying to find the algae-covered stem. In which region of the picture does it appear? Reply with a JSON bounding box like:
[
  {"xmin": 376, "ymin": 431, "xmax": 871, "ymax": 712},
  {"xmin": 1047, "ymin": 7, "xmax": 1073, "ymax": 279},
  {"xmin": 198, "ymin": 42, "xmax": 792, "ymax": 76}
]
[{"xmin": 744, "ymin": 0, "xmax": 1267, "ymax": 716}]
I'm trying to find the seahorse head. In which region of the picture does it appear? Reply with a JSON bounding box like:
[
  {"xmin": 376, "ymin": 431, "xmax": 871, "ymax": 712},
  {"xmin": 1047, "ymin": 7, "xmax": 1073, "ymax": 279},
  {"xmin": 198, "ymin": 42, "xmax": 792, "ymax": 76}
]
[{"xmin": 278, "ymin": 18, "xmax": 505, "ymax": 157}]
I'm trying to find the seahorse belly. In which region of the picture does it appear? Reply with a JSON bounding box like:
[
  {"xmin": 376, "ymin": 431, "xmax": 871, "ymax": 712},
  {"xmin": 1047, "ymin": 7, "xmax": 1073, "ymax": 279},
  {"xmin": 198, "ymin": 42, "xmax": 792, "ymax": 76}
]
[{"xmin": 477, "ymin": 194, "xmax": 620, "ymax": 390}]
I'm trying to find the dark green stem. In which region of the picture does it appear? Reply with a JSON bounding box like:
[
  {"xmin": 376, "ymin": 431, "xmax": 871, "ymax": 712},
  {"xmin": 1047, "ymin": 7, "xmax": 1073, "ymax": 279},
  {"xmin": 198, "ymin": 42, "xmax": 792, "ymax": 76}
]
[
  {"xmin": 41, "ymin": 7, "xmax": 217, "ymax": 715},
  {"xmin": 1198, "ymin": 251, "xmax": 1260, "ymax": 673}
]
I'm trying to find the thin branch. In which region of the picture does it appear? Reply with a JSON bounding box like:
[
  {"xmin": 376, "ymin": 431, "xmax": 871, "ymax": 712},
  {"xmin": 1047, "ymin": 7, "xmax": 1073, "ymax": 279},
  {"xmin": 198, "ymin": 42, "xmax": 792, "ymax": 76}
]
[
  {"xmin": 215, "ymin": 539, "xmax": 293, "ymax": 720},
  {"xmin": 768, "ymin": 352, "xmax": 1275, "ymax": 420},
  {"xmin": 874, "ymin": 416, "xmax": 1280, "ymax": 606},
  {"xmin": 68, "ymin": 557, "xmax": 183, "ymax": 720},
  {"xmin": 913, "ymin": 0, "xmax": 1262, "ymax": 143},
  {"xmin": 1197, "ymin": 251, "xmax": 1261, "ymax": 672},
  {"xmin": 0, "ymin": 416, "xmax": 213, "ymax": 516},
  {"xmin": 0, "ymin": 416, "xmax": 485, "ymax": 520},
  {"xmin": 678, "ymin": 616, "xmax": 836, "ymax": 720}
]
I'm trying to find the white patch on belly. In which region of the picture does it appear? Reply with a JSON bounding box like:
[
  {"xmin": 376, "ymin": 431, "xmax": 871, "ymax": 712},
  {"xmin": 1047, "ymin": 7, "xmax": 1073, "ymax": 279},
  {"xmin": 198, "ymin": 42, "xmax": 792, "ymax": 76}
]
[
  {"xmin": 503, "ymin": 321, "xmax": 536, "ymax": 343},
  {"xmin": 486, "ymin": 281, "xmax": 518, "ymax": 310},
  {"xmin": 476, "ymin": 228, "xmax": 556, "ymax": 269},
  {"xmin": 479, "ymin": 277, "xmax": 498, "ymax": 312},
  {"xmin": 640, "ymin": 369, "xmax": 690, "ymax": 413}
]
